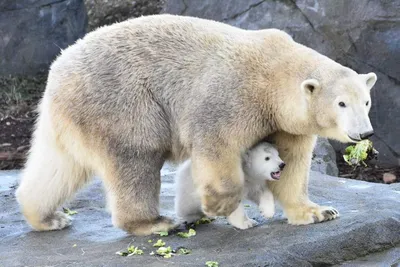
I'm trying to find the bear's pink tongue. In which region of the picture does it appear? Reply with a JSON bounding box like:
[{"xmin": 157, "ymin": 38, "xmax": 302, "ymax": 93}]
[{"xmin": 271, "ymin": 171, "xmax": 281, "ymax": 180}]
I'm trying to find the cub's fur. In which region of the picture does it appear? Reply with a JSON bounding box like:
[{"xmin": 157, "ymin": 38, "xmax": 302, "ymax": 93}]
[
  {"xmin": 16, "ymin": 14, "xmax": 377, "ymax": 235},
  {"xmin": 175, "ymin": 142, "xmax": 286, "ymax": 229}
]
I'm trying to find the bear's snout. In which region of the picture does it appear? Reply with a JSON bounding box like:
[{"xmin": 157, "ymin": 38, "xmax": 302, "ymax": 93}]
[{"xmin": 360, "ymin": 130, "xmax": 374, "ymax": 140}]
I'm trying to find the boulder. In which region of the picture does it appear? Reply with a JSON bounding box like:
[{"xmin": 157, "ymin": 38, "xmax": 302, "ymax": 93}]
[
  {"xmin": 84, "ymin": 0, "xmax": 164, "ymax": 31},
  {"xmin": 1, "ymin": 166, "xmax": 399, "ymax": 266},
  {"xmin": 163, "ymin": 0, "xmax": 400, "ymax": 167},
  {"xmin": 312, "ymin": 138, "xmax": 339, "ymax": 176},
  {"xmin": 0, "ymin": 0, "xmax": 87, "ymax": 76}
]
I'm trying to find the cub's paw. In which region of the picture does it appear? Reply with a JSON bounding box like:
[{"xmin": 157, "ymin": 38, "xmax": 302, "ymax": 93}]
[
  {"xmin": 42, "ymin": 211, "xmax": 72, "ymax": 230},
  {"xmin": 119, "ymin": 216, "xmax": 178, "ymax": 236},
  {"xmin": 201, "ymin": 185, "xmax": 242, "ymax": 217},
  {"xmin": 229, "ymin": 218, "xmax": 258, "ymax": 230},
  {"xmin": 285, "ymin": 204, "xmax": 339, "ymax": 225},
  {"xmin": 260, "ymin": 204, "xmax": 275, "ymax": 219}
]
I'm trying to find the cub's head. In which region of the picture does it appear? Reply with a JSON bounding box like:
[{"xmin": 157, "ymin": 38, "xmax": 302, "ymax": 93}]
[
  {"xmin": 243, "ymin": 142, "xmax": 285, "ymax": 181},
  {"xmin": 301, "ymin": 71, "xmax": 377, "ymax": 143}
]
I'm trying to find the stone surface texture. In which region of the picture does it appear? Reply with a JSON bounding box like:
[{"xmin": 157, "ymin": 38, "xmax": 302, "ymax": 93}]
[
  {"xmin": 84, "ymin": 0, "xmax": 164, "ymax": 31},
  {"xmin": 0, "ymin": 0, "xmax": 87, "ymax": 76},
  {"xmin": 163, "ymin": 0, "xmax": 400, "ymax": 167},
  {"xmin": 1, "ymin": 166, "xmax": 399, "ymax": 266},
  {"xmin": 312, "ymin": 138, "xmax": 339, "ymax": 176}
]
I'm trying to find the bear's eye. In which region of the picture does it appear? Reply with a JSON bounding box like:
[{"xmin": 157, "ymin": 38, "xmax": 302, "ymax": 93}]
[
  {"xmin": 366, "ymin": 101, "xmax": 369, "ymax": 106},
  {"xmin": 338, "ymin": 102, "xmax": 346, "ymax": 108},
  {"xmin": 265, "ymin": 157, "xmax": 270, "ymax": 161}
]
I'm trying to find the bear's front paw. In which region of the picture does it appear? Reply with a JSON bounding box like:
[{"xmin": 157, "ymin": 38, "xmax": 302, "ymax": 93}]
[
  {"xmin": 201, "ymin": 185, "xmax": 242, "ymax": 217},
  {"xmin": 285, "ymin": 204, "xmax": 339, "ymax": 225}
]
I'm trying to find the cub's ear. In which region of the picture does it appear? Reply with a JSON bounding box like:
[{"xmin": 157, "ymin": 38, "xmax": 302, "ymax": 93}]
[
  {"xmin": 301, "ymin": 79, "xmax": 320, "ymax": 96},
  {"xmin": 360, "ymin": 72, "xmax": 377, "ymax": 90}
]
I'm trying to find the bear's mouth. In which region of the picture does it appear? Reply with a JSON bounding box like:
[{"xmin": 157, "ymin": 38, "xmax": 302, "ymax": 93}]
[
  {"xmin": 271, "ymin": 171, "xmax": 281, "ymax": 180},
  {"xmin": 348, "ymin": 135, "xmax": 362, "ymax": 142}
]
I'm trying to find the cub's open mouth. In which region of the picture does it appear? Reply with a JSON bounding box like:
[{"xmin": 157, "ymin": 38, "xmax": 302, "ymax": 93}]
[{"xmin": 271, "ymin": 171, "xmax": 281, "ymax": 180}]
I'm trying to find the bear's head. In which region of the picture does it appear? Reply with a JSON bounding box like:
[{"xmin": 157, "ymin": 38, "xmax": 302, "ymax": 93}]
[{"xmin": 301, "ymin": 72, "xmax": 377, "ymax": 143}]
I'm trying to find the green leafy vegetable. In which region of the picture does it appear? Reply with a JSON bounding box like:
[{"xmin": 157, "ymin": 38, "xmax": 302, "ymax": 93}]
[
  {"xmin": 155, "ymin": 231, "xmax": 169, "ymax": 236},
  {"xmin": 156, "ymin": 246, "xmax": 173, "ymax": 258},
  {"xmin": 205, "ymin": 261, "xmax": 219, "ymax": 267},
  {"xmin": 148, "ymin": 239, "xmax": 152, "ymax": 243},
  {"xmin": 177, "ymin": 228, "xmax": 196, "ymax": 238},
  {"xmin": 116, "ymin": 245, "xmax": 144, "ymax": 256},
  {"xmin": 244, "ymin": 204, "xmax": 251, "ymax": 208},
  {"xmin": 62, "ymin": 207, "xmax": 77, "ymax": 215},
  {"xmin": 176, "ymin": 247, "xmax": 192, "ymax": 255},
  {"xmin": 195, "ymin": 217, "xmax": 215, "ymax": 225},
  {"xmin": 153, "ymin": 239, "xmax": 166, "ymax": 247},
  {"xmin": 343, "ymin": 140, "xmax": 375, "ymax": 167}
]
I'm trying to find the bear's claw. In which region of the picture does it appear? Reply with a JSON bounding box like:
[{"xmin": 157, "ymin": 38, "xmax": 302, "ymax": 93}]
[
  {"xmin": 286, "ymin": 205, "xmax": 340, "ymax": 225},
  {"xmin": 41, "ymin": 211, "xmax": 72, "ymax": 231},
  {"xmin": 321, "ymin": 207, "xmax": 339, "ymax": 221}
]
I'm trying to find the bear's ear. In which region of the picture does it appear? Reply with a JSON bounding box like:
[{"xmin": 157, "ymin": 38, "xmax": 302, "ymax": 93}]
[
  {"xmin": 360, "ymin": 72, "xmax": 377, "ymax": 90},
  {"xmin": 301, "ymin": 79, "xmax": 320, "ymax": 96}
]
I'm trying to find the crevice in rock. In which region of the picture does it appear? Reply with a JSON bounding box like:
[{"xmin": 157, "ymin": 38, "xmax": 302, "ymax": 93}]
[
  {"xmin": 180, "ymin": 0, "xmax": 188, "ymax": 15},
  {"xmin": 1, "ymin": 0, "xmax": 66, "ymax": 12},
  {"xmin": 373, "ymin": 133, "xmax": 400, "ymax": 158},
  {"xmin": 289, "ymin": 0, "xmax": 319, "ymax": 34},
  {"xmin": 346, "ymin": 30, "xmax": 358, "ymax": 54},
  {"xmin": 343, "ymin": 54, "xmax": 400, "ymax": 85},
  {"xmin": 222, "ymin": 0, "xmax": 267, "ymax": 22}
]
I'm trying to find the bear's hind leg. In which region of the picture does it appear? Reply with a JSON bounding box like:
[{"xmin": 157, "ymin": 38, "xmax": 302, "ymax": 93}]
[
  {"xmin": 105, "ymin": 151, "xmax": 177, "ymax": 236},
  {"xmin": 16, "ymin": 121, "xmax": 91, "ymax": 231}
]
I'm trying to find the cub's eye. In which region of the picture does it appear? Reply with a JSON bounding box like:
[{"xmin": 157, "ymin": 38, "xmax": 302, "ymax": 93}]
[
  {"xmin": 338, "ymin": 102, "xmax": 346, "ymax": 107},
  {"xmin": 366, "ymin": 101, "xmax": 369, "ymax": 106},
  {"xmin": 265, "ymin": 157, "xmax": 270, "ymax": 161}
]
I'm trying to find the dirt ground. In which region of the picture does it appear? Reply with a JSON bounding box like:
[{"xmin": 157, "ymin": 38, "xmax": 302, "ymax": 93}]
[{"xmin": 336, "ymin": 152, "xmax": 399, "ymax": 184}]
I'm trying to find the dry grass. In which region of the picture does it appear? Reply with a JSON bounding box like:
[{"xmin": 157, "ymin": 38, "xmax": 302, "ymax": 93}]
[{"xmin": 0, "ymin": 75, "xmax": 47, "ymax": 118}]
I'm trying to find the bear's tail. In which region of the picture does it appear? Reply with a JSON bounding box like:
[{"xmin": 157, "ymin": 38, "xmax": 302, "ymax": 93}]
[{"xmin": 16, "ymin": 98, "xmax": 91, "ymax": 231}]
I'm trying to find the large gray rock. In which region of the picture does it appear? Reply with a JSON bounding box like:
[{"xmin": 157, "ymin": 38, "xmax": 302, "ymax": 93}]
[
  {"xmin": 1, "ymin": 167, "xmax": 399, "ymax": 266},
  {"xmin": 84, "ymin": 0, "xmax": 164, "ymax": 31},
  {"xmin": 312, "ymin": 138, "xmax": 339, "ymax": 176},
  {"xmin": 163, "ymin": 0, "xmax": 400, "ymax": 166},
  {"xmin": 0, "ymin": 0, "xmax": 87, "ymax": 75}
]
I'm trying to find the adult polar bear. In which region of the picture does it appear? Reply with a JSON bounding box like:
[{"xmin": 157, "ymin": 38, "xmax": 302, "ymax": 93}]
[{"xmin": 16, "ymin": 14, "xmax": 377, "ymax": 235}]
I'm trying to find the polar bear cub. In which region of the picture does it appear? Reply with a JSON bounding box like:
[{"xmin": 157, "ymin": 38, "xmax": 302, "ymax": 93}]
[{"xmin": 175, "ymin": 142, "xmax": 285, "ymax": 229}]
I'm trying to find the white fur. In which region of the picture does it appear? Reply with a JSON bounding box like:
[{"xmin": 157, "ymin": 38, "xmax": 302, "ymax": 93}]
[
  {"xmin": 174, "ymin": 142, "xmax": 284, "ymax": 229},
  {"xmin": 15, "ymin": 97, "xmax": 92, "ymax": 231}
]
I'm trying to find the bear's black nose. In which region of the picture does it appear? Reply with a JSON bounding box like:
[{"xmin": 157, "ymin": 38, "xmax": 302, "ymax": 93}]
[
  {"xmin": 279, "ymin": 163, "xmax": 286, "ymax": 170},
  {"xmin": 360, "ymin": 130, "xmax": 374, "ymax": 140}
]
